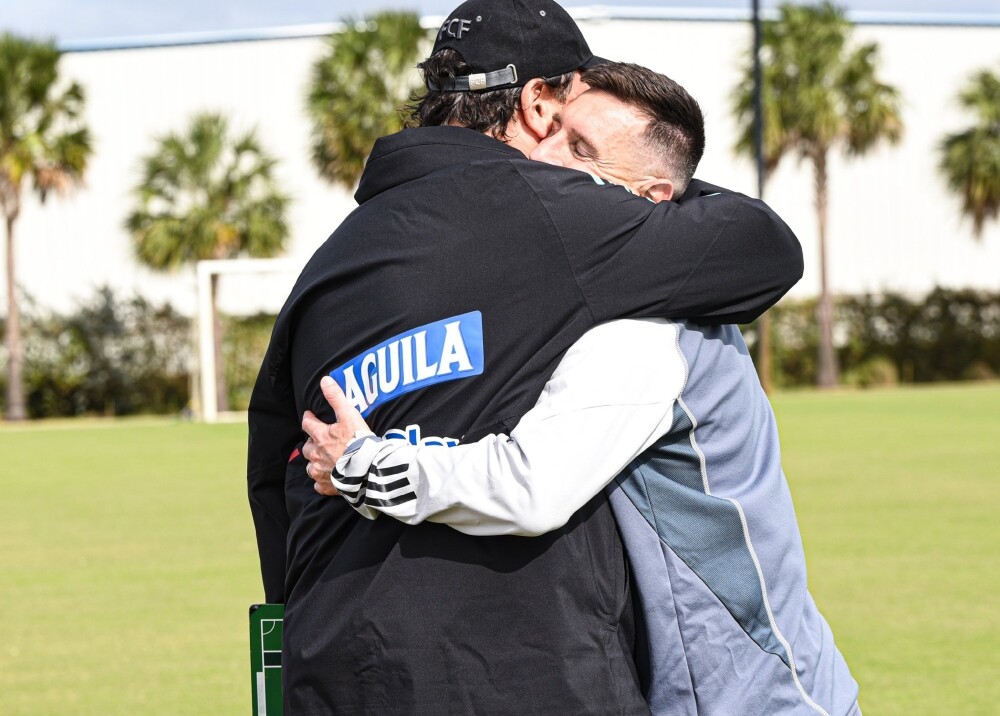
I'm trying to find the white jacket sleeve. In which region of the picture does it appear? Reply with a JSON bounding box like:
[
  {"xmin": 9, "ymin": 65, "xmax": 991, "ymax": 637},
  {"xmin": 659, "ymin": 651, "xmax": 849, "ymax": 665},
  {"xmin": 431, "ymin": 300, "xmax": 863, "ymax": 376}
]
[{"xmin": 332, "ymin": 319, "xmax": 685, "ymax": 535}]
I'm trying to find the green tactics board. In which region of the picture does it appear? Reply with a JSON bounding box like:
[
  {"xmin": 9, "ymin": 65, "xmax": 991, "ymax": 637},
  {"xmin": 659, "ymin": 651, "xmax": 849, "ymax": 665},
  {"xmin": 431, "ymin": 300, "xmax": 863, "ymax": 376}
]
[{"xmin": 249, "ymin": 604, "xmax": 283, "ymax": 716}]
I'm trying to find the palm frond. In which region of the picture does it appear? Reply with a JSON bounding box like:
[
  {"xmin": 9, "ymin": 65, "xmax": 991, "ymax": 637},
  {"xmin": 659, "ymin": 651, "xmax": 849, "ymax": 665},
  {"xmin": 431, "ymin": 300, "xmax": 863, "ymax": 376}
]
[
  {"xmin": 0, "ymin": 34, "xmax": 91, "ymax": 217},
  {"xmin": 939, "ymin": 66, "xmax": 1000, "ymax": 239},
  {"xmin": 306, "ymin": 12, "xmax": 428, "ymax": 189},
  {"xmin": 127, "ymin": 112, "xmax": 291, "ymax": 270}
]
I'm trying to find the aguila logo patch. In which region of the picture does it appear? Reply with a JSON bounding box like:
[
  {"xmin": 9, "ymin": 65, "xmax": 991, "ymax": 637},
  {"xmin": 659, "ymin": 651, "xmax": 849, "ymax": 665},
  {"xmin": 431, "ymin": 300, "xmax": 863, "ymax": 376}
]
[{"xmin": 330, "ymin": 311, "xmax": 485, "ymax": 417}]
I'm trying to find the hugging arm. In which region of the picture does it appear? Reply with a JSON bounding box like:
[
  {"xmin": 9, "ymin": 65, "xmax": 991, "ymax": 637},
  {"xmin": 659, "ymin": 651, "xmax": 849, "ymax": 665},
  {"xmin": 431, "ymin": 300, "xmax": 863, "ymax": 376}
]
[
  {"xmin": 523, "ymin": 169, "xmax": 803, "ymax": 325},
  {"xmin": 303, "ymin": 319, "xmax": 681, "ymax": 536}
]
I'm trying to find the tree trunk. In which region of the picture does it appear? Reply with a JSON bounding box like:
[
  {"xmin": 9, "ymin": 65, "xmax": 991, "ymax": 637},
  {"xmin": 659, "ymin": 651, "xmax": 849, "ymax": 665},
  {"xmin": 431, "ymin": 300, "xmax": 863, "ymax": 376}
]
[
  {"xmin": 757, "ymin": 312, "xmax": 773, "ymax": 394},
  {"xmin": 4, "ymin": 212, "xmax": 27, "ymax": 420},
  {"xmin": 752, "ymin": 157, "xmax": 774, "ymax": 393},
  {"xmin": 814, "ymin": 151, "xmax": 838, "ymax": 388},
  {"xmin": 211, "ymin": 273, "xmax": 229, "ymax": 413}
]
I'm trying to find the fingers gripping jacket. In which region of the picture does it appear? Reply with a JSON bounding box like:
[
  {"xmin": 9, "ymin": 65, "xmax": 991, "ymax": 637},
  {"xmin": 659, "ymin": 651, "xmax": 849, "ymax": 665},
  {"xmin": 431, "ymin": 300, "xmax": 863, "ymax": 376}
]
[{"xmin": 332, "ymin": 436, "xmax": 418, "ymax": 520}]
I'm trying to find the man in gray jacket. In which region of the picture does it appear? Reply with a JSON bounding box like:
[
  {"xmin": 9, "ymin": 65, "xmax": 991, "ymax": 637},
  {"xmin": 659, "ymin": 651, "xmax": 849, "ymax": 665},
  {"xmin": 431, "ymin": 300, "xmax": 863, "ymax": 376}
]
[{"xmin": 303, "ymin": 61, "xmax": 860, "ymax": 716}]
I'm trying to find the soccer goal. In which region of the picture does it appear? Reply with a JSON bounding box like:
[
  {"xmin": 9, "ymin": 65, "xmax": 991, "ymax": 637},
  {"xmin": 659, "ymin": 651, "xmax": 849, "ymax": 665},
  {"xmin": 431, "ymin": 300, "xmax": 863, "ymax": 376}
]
[{"xmin": 195, "ymin": 258, "xmax": 300, "ymax": 423}]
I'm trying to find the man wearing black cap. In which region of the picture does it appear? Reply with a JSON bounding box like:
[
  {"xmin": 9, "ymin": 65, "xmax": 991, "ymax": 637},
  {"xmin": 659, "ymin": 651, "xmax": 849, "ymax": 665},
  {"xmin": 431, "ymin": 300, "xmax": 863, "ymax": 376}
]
[{"xmin": 248, "ymin": 1, "xmax": 803, "ymax": 712}]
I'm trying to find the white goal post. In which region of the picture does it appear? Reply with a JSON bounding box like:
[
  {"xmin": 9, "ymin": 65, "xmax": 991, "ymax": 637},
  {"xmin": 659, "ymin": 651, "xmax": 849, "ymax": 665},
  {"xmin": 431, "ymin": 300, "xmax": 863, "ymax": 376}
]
[{"xmin": 196, "ymin": 258, "xmax": 300, "ymax": 423}]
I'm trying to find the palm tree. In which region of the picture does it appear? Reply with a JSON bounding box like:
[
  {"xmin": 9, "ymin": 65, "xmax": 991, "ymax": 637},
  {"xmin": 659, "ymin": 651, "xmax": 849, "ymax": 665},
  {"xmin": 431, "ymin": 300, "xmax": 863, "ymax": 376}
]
[
  {"xmin": 732, "ymin": 2, "xmax": 902, "ymax": 388},
  {"xmin": 939, "ymin": 65, "xmax": 1000, "ymax": 238},
  {"xmin": 307, "ymin": 11, "xmax": 426, "ymax": 189},
  {"xmin": 126, "ymin": 113, "xmax": 290, "ymax": 413},
  {"xmin": 0, "ymin": 34, "xmax": 92, "ymax": 421}
]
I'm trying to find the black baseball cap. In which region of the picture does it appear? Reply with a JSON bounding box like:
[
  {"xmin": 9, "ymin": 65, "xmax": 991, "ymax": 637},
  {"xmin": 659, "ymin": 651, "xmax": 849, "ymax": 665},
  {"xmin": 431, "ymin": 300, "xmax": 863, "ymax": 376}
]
[{"xmin": 429, "ymin": 0, "xmax": 602, "ymax": 92}]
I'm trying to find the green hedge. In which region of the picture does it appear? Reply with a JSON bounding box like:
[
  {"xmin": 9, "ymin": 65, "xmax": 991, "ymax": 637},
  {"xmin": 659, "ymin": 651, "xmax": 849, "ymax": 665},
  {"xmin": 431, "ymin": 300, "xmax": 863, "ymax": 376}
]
[
  {"xmin": 223, "ymin": 312, "xmax": 277, "ymax": 412},
  {"xmin": 746, "ymin": 288, "xmax": 1000, "ymax": 387},
  {"xmin": 0, "ymin": 289, "xmax": 286, "ymax": 417},
  {"xmin": 1, "ymin": 287, "xmax": 191, "ymax": 418},
  {"xmin": 3, "ymin": 287, "xmax": 998, "ymax": 418}
]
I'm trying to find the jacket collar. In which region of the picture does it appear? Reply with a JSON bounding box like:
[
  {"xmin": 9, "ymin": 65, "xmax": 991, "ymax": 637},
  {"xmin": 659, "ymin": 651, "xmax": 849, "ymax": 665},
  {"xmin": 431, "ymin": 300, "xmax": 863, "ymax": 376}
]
[{"xmin": 355, "ymin": 126, "xmax": 523, "ymax": 204}]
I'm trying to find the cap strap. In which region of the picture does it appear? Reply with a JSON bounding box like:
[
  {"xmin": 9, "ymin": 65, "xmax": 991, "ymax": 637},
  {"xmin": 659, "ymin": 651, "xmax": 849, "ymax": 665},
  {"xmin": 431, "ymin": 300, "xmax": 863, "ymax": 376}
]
[{"xmin": 428, "ymin": 64, "xmax": 518, "ymax": 92}]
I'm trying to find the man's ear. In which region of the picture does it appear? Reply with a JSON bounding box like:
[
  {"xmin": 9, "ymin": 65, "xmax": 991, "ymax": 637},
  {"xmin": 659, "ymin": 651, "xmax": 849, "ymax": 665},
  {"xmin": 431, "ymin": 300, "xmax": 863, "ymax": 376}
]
[
  {"xmin": 635, "ymin": 178, "xmax": 675, "ymax": 203},
  {"xmin": 518, "ymin": 78, "xmax": 561, "ymax": 142}
]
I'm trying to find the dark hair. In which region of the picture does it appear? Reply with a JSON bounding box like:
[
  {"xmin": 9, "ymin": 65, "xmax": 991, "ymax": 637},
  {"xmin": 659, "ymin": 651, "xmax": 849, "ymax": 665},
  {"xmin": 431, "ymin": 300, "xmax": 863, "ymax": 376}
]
[
  {"xmin": 581, "ymin": 62, "xmax": 705, "ymax": 192},
  {"xmin": 409, "ymin": 49, "xmax": 575, "ymax": 140}
]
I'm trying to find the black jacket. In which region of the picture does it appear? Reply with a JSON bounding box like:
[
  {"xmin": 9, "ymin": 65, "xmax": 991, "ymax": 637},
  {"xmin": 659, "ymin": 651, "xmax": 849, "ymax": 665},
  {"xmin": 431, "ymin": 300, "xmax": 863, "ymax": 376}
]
[{"xmin": 248, "ymin": 126, "xmax": 802, "ymax": 714}]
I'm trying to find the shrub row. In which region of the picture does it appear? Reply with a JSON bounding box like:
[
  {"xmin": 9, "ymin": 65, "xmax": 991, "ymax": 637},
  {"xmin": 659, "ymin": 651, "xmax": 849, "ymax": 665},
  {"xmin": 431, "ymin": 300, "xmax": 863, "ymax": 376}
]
[
  {"xmin": 1, "ymin": 288, "xmax": 191, "ymax": 418},
  {"xmin": 2, "ymin": 286, "xmax": 997, "ymax": 418},
  {"xmin": 745, "ymin": 288, "xmax": 1000, "ymax": 387}
]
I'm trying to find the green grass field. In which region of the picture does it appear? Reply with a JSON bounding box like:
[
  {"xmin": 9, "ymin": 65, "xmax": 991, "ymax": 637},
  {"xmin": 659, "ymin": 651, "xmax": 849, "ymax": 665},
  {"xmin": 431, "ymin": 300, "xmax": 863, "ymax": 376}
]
[{"xmin": 1, "ymin": 384, "xmax": 998, "ymax": 715}]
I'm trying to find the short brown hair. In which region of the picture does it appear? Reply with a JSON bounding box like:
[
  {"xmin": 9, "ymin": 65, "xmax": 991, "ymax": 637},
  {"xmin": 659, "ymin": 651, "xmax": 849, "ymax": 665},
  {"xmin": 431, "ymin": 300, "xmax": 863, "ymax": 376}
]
[
  {"xmin": 581, "ymin": 62, "xmax": 705, "ymax": 192},
  {"xmin": 409, "ymin": 49, "xmax": 575, "ymax": 141}
]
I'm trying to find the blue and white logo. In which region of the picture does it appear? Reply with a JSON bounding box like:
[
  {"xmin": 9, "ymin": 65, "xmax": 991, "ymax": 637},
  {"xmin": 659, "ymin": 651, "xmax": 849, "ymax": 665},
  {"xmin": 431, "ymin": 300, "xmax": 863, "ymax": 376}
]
[
  {"xmin": 384, "ymin": 424, "xmax": 460, "ymax": 448},
  {"xmin": 331, "ymin": 311, "xmax": 485, "ymax": 417}
]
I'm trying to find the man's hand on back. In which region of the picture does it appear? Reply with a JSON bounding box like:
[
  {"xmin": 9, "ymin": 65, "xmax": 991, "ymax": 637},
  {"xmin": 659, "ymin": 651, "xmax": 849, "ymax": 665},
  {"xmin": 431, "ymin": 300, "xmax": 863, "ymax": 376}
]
[{"xmin": 301, "ymin": 376, "xmax": 373, "ymax": 497}]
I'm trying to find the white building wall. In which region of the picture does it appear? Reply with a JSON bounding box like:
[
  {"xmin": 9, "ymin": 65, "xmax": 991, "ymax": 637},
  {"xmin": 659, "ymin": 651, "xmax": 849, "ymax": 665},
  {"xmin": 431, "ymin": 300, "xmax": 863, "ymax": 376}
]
[
  {"xmin": 9, "ymin": 35, "xmax": 354, "ymax": 316},
  {"xmin": 4, "ymin": 15, "xmax": 999, "ymax": 318},
  {"xmin": 583, "ymin": 19, "xmax": 1000, "ymax": 300}
]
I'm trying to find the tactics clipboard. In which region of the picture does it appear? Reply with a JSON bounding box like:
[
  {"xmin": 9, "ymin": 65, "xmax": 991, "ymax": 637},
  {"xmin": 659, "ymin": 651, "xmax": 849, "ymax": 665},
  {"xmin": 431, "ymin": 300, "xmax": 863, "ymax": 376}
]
[{"xmin": 249, "ymin": 604, "xmax": 284, "ymax": 716}]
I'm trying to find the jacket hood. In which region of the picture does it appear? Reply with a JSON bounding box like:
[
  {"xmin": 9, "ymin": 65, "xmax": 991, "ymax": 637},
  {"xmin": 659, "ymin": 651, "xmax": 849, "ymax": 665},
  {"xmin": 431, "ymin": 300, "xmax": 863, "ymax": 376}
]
[{"xmin": 355, "ymin": 126, "xmax": 523, "ymax": 204}]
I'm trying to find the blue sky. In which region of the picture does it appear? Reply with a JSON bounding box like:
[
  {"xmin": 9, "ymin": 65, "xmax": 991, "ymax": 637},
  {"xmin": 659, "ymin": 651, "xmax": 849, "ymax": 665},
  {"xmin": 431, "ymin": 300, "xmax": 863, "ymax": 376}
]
[{"xmin": 1, "ymin": 0, "xmax": 997, "ymax": 43}]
